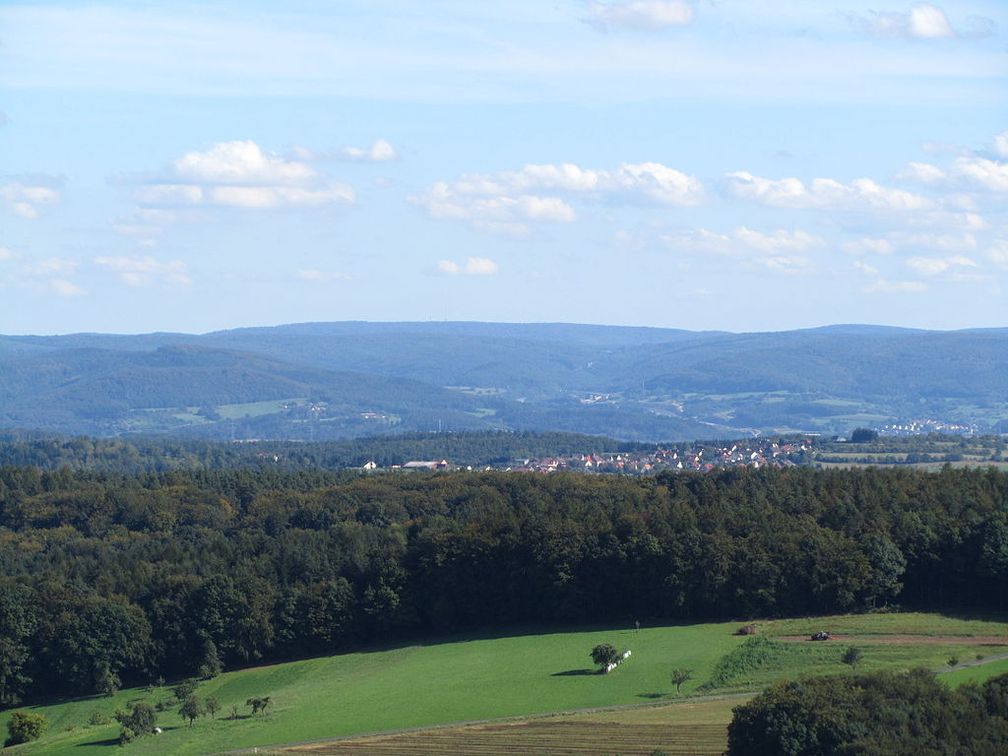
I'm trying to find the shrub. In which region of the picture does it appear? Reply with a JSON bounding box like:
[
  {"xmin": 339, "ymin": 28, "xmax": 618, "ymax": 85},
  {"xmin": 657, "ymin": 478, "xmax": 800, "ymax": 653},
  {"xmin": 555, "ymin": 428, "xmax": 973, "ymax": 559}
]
[
  {"xmin": 114, "ymin": 702, "xmax": 157, "ymax": 741},
  {"xmin": 5, "ymin": 711, "xmax": 49, "ymax": 746},
  {"xmin": 88, "ymin": 710, "xmax": 111, "ymax": 726},
  {"xmin": 173, "ymin": 678, "xmax": 198, "ymax": 701},
  {"xmin": 841, "ymin": 646, "xmax": 863, "ymax": 669}
]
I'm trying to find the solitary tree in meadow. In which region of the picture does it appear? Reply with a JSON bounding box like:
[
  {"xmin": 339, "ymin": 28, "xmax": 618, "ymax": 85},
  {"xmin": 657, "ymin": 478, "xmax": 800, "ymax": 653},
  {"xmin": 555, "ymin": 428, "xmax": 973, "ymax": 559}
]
[
  {"xmin": 670, "ymin": 668, "xmax": 693, "ymax": 694},
  {"xmin": 590, "ymin": 643, "xmax": 620, "ymax": 672}
]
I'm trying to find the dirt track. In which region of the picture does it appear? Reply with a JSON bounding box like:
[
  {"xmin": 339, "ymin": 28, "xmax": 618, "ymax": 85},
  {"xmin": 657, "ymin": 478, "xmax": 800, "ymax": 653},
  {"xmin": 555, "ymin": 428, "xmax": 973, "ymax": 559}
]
[{"xmin": 776, "ymin": 634, "xmax": 1008, "ymax": 645}]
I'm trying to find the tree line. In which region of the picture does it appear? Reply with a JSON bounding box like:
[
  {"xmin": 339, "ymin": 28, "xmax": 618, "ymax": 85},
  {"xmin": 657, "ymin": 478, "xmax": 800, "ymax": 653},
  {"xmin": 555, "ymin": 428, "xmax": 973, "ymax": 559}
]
[
  {"xmin": 0, "ymin": 430, "xmax": 643, "ymax": 473},
  {"xmin": 0, "ymin": 464, "xmax": 1006, "ymax": 703}
]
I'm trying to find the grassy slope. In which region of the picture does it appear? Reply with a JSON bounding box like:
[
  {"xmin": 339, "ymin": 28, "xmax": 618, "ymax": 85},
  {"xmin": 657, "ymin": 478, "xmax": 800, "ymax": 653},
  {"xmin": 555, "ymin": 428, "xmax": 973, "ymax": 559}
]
[
  {"xmin": 1, "ymin": 623, "xmax": 741, "ymax": 755},
  {"xmin": 4, "ymin": 614, "xmax": 1007, "ymax": 755}
]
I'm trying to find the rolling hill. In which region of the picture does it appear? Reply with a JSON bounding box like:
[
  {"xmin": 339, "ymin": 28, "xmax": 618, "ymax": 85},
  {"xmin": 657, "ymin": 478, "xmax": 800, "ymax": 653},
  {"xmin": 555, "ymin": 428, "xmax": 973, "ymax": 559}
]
[{"xmin": 1, "ymin": 322, "xmax": 1006, "ymax": 440}]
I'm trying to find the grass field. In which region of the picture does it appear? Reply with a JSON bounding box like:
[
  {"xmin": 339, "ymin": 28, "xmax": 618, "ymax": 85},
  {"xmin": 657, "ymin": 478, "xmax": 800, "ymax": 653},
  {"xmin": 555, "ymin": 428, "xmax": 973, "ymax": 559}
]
[{"xmin": 3, "ymin": 613, "xmax": 1006, "ymax": 755}]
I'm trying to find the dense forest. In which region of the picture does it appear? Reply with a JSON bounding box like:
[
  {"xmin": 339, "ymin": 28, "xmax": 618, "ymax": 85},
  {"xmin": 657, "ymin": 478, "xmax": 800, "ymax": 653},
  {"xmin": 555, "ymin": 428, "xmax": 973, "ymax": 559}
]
[{"xmin": 1, "ymin": 464, "xmax": 1007, "ymax": 704}]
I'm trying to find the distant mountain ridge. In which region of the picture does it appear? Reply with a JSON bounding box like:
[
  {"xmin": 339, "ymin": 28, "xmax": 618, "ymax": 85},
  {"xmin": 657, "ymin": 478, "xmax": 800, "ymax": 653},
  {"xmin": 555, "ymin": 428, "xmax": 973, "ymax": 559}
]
[{"xmin": 1, "ymin": 321, "xmax": 1005, "ymax": 440}]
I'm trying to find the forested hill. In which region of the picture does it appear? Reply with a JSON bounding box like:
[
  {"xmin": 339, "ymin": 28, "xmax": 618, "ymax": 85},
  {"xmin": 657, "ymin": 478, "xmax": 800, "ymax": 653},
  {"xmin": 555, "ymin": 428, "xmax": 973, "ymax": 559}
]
[
  {"xmin": 1, "ymin": 465, "xmax": 1006, "ymax": 703},
  {"xmin": 2, "ymin": 322, "xmax": 1007, "ymax": 440}
]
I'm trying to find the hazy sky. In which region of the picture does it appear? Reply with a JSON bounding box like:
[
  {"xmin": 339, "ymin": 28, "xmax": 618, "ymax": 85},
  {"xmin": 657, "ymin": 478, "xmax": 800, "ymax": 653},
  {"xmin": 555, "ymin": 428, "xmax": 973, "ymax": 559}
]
[{"xmin": 1, "ymin": 1, "xmax": 1006, "ymax": 334}]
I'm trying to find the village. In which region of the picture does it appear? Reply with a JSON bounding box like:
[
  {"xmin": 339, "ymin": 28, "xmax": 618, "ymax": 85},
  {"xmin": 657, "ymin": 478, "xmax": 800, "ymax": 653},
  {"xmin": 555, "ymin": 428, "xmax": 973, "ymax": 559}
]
[{"xmin": 370, "ymin": 438, "xmax": 812, "ymax": 475}]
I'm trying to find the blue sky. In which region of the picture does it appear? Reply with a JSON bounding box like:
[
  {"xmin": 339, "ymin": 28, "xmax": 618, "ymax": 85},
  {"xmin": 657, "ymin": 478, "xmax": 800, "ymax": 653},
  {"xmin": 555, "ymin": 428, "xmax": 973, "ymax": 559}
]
[{"xmin": 1, "ymin": 0, "xmax": 1006, "ymax": 334}]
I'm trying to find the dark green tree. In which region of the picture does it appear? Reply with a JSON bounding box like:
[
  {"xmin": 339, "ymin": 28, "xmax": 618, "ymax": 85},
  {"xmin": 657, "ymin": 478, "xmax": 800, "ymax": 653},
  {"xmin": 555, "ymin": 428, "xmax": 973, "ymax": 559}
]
[
  {"xmin": 198, "ymin": 638, "xmax": 223, "ymax": 679},
  {"xmin": 0, "ymin": 581, "xmax": 37, "ymax": 706},
  {"xmin": 590, "ymin": 643, "xmax": 619, "ymax": 672}
]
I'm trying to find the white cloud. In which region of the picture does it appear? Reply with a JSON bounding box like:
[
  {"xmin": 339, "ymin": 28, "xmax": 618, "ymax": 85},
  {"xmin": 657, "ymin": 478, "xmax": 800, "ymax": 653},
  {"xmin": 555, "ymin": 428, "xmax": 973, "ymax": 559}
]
[
  {"xmin": 437, "ymin": 260, "xmax": 461, "ymax": 275},
  {"xmin": 663, "ymin": 226, "xmax": 823, "ymax": 254},
  {"xmin": 845, "ymin": 232, "xmax": 977, "ymax": 256},
  {"xmin": 297, "ymin": 268, "xmax": 349, "ymax": 282},
  {"xmin": 437, "ymin": 257, "xmax": 499, "ymax": 276},
  {"xmin": 907, "ymin": 4, "xmax": 956, "ymax": 38},
  {"xmin": 341, "ymin": 139, "xmax": 398, "ymax": 162},
  {"xmin": 495, "ymin": 162, "xmax": 703, "ymax": 205},
  {"xmin": 415, "ymin": 184, "xmax": 577, "ymax": 236},
  {"xmin": 862, "ymin": 279, "xmax": 928, "ymax": 294},
  {"xmin": 464, "ymin": 257, "xmax": 499, "ymax": 275},
  {"xmin": 208, "ymin": 185, "xmax": 353, "ymax": 208},
  {"xmin": 988, "ymin": 240, "xmax": 1008, "ymax": 270},
  {"xmin": 904, "ymin": 254, "xmax": 977, "ymax": 276},
  {"xmin": 661, "ymin": 226, "xmax": 820, "ymax": 273},
  {"xmin": 724, "ymin": 171, "xmax": 932, "ymax": 211},
  {"xmin": 585, "ymin": 1, "xmax": 695, "ymax": 30},
  {"xmin": 892, "ymin": 232, "xmax": 977, "ymax": 252},
  {"xmin": 898, "ymin": 161, "xmax": 946, "ymax": 184},
  {"xmin": 757, "ymin": 255, "xmax": 810, "ymax": 273},
  {"xmin": 132, "ymin": 140, "xmax": 355, "ymax": 216},
  {"xmin": 995, "ymin": 132, "xmax": 1008, "ymax": 159},
  {"xmin": 24, "ymin": 258, "xmax": 77, "ymax": 277},
  {"xmin": 0, "ymin": 182, "xmax": 60, "ymax": 219},
  {"xmin": 174, "ymin": 140, "xmax": 316, "ymax": 185},
  {"xmin": 963, "ymin": 212, "xmax": 987, "ymax": 231},
  {"xmin": 733, "ymin": 227, "xmax": 823, "ymax": 252},
  {"xmin": 414, "ymin": 160, "xmax": 701, "ymax": 235},
  {"xmin": 12, "ymin": 257, "xmax": 84, "ymax": 296},
  {"xmin": 133, "ymin": 184, "xmax": 204, "ymax": 206},
  {"xmin": 853, "ymin": 260, "xmax": 879, "ymax": 275},
  {"xmin": 847, "ymin": 3, "xmax": 968, "ymax": 39},
  {"xmin": 50, "ymin": 279, "xmax": 85, "ymax": 297},
  {"xmin": 0, "ymin": 246, "xmax": 11, "ymax": 261},
  {"xmin": 94, "ymin": 255, "xmax": 191, "ymax": 287},
  {"xmin": 955, "ymin": 156, "xmax": 1008, "ymax": 192},
  {"xmin": 842, "ymin": 237, "xmax": 895, "ymax": 255}
]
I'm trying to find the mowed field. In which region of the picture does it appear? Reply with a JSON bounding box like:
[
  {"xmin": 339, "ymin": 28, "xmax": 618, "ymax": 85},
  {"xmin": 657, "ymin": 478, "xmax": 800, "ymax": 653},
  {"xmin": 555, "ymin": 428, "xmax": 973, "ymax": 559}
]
[{"xmin": 3, "ymin": 613, "xmax": 1007, "ymax": 756}]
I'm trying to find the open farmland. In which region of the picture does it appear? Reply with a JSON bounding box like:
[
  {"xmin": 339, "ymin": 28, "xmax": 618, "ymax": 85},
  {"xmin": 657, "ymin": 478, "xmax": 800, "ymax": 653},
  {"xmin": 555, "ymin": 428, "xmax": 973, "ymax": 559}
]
[{"xmin": 4, "ymin": 613, "xmax": 1006, "ymax": 755}]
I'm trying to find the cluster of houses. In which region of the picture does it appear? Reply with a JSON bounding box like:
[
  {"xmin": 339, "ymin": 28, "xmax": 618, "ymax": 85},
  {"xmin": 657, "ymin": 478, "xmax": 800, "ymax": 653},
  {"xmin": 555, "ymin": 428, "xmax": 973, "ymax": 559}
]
[
  {"xmin": 364, "ymin": 439, "xmax": 812, "ymax": 476},
  {"xmin": 878, "ymin": 419, "xmax": 978, "ymax": 437},
  {"xmin": 494, "ymin": 439, "xmax": 810, "ymax": 474}
]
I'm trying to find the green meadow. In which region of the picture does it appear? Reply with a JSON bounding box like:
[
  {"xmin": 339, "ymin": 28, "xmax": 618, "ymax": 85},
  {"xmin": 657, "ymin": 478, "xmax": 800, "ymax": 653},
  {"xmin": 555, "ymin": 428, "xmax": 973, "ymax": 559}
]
[{"xmin": 3, "ymin": 614, "xmax": 1006, "ymax": 755}]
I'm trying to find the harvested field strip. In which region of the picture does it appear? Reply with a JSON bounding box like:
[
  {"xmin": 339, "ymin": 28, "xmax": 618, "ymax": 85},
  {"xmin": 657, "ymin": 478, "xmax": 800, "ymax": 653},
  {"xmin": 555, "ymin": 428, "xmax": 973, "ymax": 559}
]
[
  {"xmin": 288, "ymin": 721, "xmax": 727, "ymax": 755},
  {"xmin": 776, "ymin": 635, "xmax": 1008, "ymax": 645}
]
